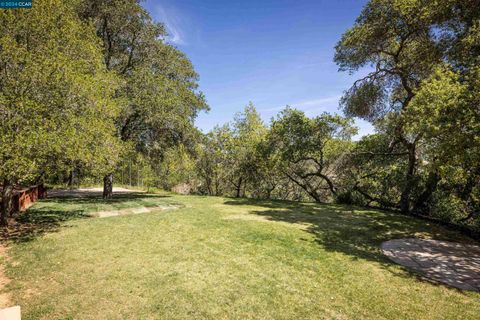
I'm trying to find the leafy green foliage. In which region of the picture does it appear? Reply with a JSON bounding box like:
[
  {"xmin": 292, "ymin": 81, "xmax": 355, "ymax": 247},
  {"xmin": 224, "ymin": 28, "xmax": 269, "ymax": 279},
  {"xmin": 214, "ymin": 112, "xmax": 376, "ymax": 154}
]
[
  {"xmin": 1, "ymin": 0, "xmax": 478, "ymax": 234},
  {"xmin": 405, "ymin": 65, "xmax": 480, "ymax": 222},
  {"xmin": 196, "ymin": 104, "xmax": 268, "ymax": 197},
  {"xmin": 80, "ymin": 0, "xmax": 207, "ymax": 154},
  {"xmin": 0, "ymin": 0, "xmax": 121, "ymax": 184},
  {"xmin": 196, "ymin": 125, "xmax": 233, "ymax": 196},
  {"xmin": 265, "ymin": 108, "xmax": 356, "ymax": 202},
  {"xmin": 78, "ymin": 0, "xmax": 208, "ymax": 196},
  {"xmin": 335, "ymin": 0, "xmax": 480, "ymax": 229},
  {"xmin": 157, "ymin": 145, "xmax": 197, "ymax": 191}
]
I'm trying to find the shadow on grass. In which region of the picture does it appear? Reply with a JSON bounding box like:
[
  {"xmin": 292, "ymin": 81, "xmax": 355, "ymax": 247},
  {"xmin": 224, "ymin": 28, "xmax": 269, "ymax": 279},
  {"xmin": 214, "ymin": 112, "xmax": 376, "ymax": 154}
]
[
  {"xmin": 1, "ymin": 192, "xmax": 171, "ymax": 244},
  {"xmin": 49, "ymin": 192, "xmax": 170, "ymax": 205},
  {"xmin": 224, "ymin": 198, "xmax": 480, "ymax": 292},
  {"xmin": 1, "ymin": 208, "xmax": 91, "ymax": 244},
  {"xmin": 223, "ymin": 198, "xmax": 472, "ymax": 266}
]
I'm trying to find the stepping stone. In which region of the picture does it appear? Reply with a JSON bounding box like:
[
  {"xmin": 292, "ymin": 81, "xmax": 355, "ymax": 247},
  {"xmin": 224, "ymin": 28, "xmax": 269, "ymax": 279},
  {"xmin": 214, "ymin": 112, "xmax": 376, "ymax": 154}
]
[
  {"xmin": 381, "ymin": 238, "xmax": 480, "ymax": 292},
  {"xmin": 132, "ymin": 207, "xmax": 150, "ymax": 214},
  {"xmin": 0, "ymin": 306, "xmax": 21, "ymax": 320},
  {"xmin": 95, "ymin": 204, "xmax": 181, "ymax": 218}
]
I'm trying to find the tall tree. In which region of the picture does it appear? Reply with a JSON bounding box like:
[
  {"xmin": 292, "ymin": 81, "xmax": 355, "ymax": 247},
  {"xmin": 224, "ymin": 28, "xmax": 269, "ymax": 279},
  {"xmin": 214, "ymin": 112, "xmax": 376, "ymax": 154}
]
[
  {"xmin": 79, "ymin": 0, "xmax": 208, "ymax": 198},
  {"xmin": 0, "ymin": 0, "xmax": 120, "ymax": 224},
  {"xmin": 267, "ymin": 108, "xmax": 356, "ymax": 202},
  {"xmin": 335, "ymin": 0, "xmax": 480, "ymax": 229},
  {"xmin": 343, "ymin": 133, "xmax": 408, "ymax": 208},
  {"xmin": 404, "ymin": 65, "xmax": 480, "ymax": 219},
  {"xmin": 335, "ymin": 0, "xmax": 444, "ymax": 212},
  {"xmin": 227, "ymin": 103, "xmax": 268, "ymax": 198},
  {"xmin": 196, "ymin": 125, "xmax": 232, "ymax": 196}
]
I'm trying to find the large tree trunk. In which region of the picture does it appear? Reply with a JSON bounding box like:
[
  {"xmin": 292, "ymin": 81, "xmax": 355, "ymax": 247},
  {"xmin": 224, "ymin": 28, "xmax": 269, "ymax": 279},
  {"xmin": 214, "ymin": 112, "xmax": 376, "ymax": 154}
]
[
  {"xmin": 204, "ymin": 175, "xmax": 213, "ymax": 196},
  {"xmin": 266, "ymin": 184, "xmax": 276, "ymax": 199},
  {"xmin": 412, "ymin": 170, "xmax": 440, "ymax": 215},
  {"xmin": 235, "ymin": 177, "xmax": 243, "ymax": 198},
  {"xmin": 214, "ymin": 176, "xmax": 220, "ymax": 196},
  {"xmin": 103, "ymin": 173, "xmax": 113, "ymax": 199},
  {"xmin": 400, "ymin": 143, "xmax": 416, "ymax": 214},
  {"xmin": 458, "ymin": 166, "xmax": 480, "ymax": 222},
  {"xmin": 304, "ymin": 183, "xmax": 322, "ymax": 203},
  {"xmin": 206, "ymin": 181, "xmax": 213, "ymax": 196},
  {"xmin": 319, "ymin": 173, "xmax": 337, "ymax": 196},
  {"xmin": 353, "ymin": 185, "xmax": 398, "ymax": 209},
  {"xmin": 284, "ymin": 172, "xmax": 322, "ymax": 202},
  {"xmin": 1, "ymin": 179, "xmax": 13, "ymax": 227},
  {"xmin": 67, "ymin": 167, "xmax": 79, "ymax": 188}
]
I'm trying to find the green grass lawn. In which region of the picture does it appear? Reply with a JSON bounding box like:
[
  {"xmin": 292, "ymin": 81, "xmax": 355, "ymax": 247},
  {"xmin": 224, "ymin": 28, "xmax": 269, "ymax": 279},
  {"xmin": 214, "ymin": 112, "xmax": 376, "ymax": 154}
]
[{"xmin": 2, "ymin": 192, "xmax": 479, "ymax": 319}]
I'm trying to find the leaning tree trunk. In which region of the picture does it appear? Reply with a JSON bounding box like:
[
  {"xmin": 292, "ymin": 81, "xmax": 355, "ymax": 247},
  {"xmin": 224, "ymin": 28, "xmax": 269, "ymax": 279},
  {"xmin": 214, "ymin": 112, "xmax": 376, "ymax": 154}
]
[
  {"xmin": 103, "ymin": 173, "xmax": 113, "ymax": 199},
  {"xmin": 284, "ymin": 172, "xmax": 323, "ymax": 203},
  {"xmin": 0, "ymin": 179, "xmax": 13, "ymax": 227}
]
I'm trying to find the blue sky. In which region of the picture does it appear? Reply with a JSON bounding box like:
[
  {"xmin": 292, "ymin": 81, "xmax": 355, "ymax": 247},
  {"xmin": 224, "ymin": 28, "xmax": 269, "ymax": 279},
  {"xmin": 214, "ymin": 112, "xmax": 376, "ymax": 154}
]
[{"xmin": 142, "ymin": 0, "xmax": 374, "ymax": 138}]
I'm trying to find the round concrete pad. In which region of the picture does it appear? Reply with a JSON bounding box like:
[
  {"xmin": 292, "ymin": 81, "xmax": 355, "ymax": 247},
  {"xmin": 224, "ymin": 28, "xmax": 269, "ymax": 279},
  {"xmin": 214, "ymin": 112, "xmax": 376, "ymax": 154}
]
[{"xmin": 381, "ymin": 238, "xmax": 480, "ymax": 292}]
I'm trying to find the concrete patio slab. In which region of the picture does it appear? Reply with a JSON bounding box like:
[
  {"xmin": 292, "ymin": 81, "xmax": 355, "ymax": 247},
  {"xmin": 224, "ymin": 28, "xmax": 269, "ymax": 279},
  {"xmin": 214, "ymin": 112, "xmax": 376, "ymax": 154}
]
[
  {"xmin": 382, "ymin": 238, "xmax": 480, "ymax": 292},
  {"xmin": 0, "ymin": 306, "xmax": 21, "ymax": 320}
]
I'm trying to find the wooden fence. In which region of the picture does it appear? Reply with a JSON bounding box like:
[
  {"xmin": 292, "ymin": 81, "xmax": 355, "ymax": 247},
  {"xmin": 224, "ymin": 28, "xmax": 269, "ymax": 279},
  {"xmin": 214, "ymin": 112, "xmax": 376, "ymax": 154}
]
[{"xmin": 0, "ymin": 184, "xmax": 47, "ymax": 215}]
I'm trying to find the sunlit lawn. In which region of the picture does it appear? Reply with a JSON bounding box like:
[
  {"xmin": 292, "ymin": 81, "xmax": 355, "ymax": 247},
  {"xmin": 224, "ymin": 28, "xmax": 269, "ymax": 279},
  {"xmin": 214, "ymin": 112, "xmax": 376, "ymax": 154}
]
[{"xmin": 2, "ymin": 192, "xmax": 479, "ymax": 319}]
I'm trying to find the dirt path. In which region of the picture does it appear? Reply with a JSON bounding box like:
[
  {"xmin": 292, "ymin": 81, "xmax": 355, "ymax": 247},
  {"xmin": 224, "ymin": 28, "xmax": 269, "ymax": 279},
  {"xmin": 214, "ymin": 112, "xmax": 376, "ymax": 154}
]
[
  {"xmin": 48, "ymin": 187, "xmax": 142, "ymax": 198},
  {"xmin": 48, "ymin": 187, "xmax": 182, "ymax": 218}
]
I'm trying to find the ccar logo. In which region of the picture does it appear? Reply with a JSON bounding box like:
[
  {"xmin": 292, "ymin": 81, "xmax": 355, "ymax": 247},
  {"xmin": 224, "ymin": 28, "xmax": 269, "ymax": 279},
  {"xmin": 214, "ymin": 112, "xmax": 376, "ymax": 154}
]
[{"xmin": 0, "ymin": 1, "xmax": 32, "ymax": 8}]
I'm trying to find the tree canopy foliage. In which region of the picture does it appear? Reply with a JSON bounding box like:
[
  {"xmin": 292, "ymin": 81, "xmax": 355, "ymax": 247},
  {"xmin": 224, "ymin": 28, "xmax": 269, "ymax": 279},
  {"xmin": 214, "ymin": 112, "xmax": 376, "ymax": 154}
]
[
  {"xmin": 0, "ymin": 0, "xmax": 478, "ymax": 235},
  {"xmin": 334, "ymin": 0, "xmax": 480, "ymax": 225},
  {"xmin": 79, "ymin": 0, "xmax": 208, "ymax": 197},
  {"xmin": 189, "ymin": 0, "xmax": 480, "ymax": 234},
  {"xmin": 0, "ymin": 0, "xmax": 121, "ymax": 224}
]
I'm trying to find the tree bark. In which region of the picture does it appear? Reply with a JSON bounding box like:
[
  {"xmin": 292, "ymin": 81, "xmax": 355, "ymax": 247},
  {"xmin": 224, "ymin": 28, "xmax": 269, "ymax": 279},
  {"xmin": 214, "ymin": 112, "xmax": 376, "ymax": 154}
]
[
  {"xmin": 412, "ymin": 170, "xmax": 440, "ymax": 215},
  {"xmin": 284, "ymin": 171, "xmax": 322, "ymax": 202},
  {"xmin": 103, "ymin": 173, "xmax": 113, "ymax": 199},
  {"xmin": 1, "ymin": 179, "xmax": 13, "ymax": 226},
  {"xmin": 458, "ymin": 167, "xmax": 480, "ymax": 222},
  {"xmin": 266, "ymin": 184, "xmax": 276, "ymax": 199},
  {"xmin": 400, "ymin": 142, "xmax": 416, "ymax": 214},
  {"xmin": 353, "ymin": 185, "xmax": 398, "ymax": 209},
  {"xmin": 235, "ymin": 177, "xmax": 243, "ymax": 198},
  {"xmin": 319, "ymin": 172, "xmax": 337, "ymax": 195},
  {"xmin": 206, "ymin": 178, "xmax": 213, "ymax": 196},
  {"xmin": 34, "ymin": 171, "xmax": 45, "ymax": 185},
  {"xmin": 67, "ymin": 167, "xmax": 79, "ymax": 188},
  {"xmin": 214, "ymin": 174, "xmax": 220, "ymax": 196}
]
